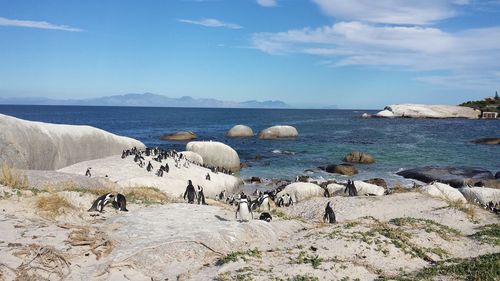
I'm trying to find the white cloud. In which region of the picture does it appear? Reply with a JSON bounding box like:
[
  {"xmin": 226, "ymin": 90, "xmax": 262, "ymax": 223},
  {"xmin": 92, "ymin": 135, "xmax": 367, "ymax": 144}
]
[
  {"xmin": 257, "ymin": 0, "xmax": 277, "ymax": 7},
  {"xmin": 251, "ymin": 22, "xmax": 500, "ymax": 88},
  {"xmin": 177, "ymin": 18, "xmax": 242, "ymax": 29},
  {"xmin": 312, "ymin": 0, "xmax": 466, "ymax": 25},
  {"xmin": 0, "ymin": 17, "xmax": 81, "ymax": 32}
]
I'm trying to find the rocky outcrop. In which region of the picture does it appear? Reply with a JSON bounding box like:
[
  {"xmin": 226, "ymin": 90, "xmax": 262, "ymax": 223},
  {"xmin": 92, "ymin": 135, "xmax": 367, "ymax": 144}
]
[
  {"xmin": 353, "ymin": 181, "xmax": 385, "ymax": 196},
  {"xmin": 324, "ymin": 164, "xmax": 358, "ymax": 176},
  {"xmin": 397, "ymin": 166, "xmax": 494, "ymax": 188},
  {"xmin": 343, "ymin": 151, "xmax": 375, "ymax": 164},
  {"xmin": 186, "ymin": 141, "xmax": 240, "ymax": 172},
  {"xmin": 0, "ymin": 113, "xmax": 145, "ymax": 170},
  {"xmin": 472, "ymin": 137, "xmax": 500, "ymax": 145},
  {"xmin": 160, "ymin": 131, "xmax": 197, "ymax": 141},
  {"xmin": 375, "ymin": 104, "xmax": 480, "ymax": 119},
  {"xmin": 276, "ymin": 182, "xmax": 324, "ymax": 203},
  {"xmin": 226, "ymin": 125, "xmax": 254, "ymax": 137},
  {"xmin": 420, "ymin": 182, "xmax": 467, "ymax": 203},
  {"xmin": 326, "ymin": 183, "xmax": 346, "ymax": 196},
  {"xmin": 459, "ymin": 187, "xmax": 500, "ymax": 206},
  {"xmin": 179, "ymin": 151, "xmax": 204, "ymax": 165},
  {"xmin": 258, "ymin": 125, "xmax": 298, "ymax": 139},
  {"xmin": 363, "ymin": 178, "xmax": 388, "ymax": 188}
]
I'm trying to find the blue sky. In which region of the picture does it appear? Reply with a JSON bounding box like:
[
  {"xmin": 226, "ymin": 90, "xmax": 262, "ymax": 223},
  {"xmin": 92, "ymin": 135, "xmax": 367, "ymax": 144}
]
[{"xmin": 0, "ymin": 0, "xmax": 499, "ymax": 109}]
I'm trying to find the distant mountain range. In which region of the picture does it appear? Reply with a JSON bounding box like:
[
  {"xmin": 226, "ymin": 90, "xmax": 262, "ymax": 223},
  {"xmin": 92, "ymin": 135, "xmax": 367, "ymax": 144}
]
[{"xmin": 0, "ymin": 93, "xmax": 291, "ymax": 109}]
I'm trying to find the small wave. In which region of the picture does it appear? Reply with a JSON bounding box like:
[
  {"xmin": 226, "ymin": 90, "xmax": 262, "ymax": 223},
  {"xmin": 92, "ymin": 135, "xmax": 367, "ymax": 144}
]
[{"xmin": 271, "ymin": 149, "xmax": 296, "ymax": 155}]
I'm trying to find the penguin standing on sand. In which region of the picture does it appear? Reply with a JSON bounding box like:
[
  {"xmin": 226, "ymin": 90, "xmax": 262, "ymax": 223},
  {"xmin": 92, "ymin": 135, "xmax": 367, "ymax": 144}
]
[
  {"xmin": 206, "ymin": 173, "xmax": 211, "ymax": 181},
  {"xmin": 323, "ymin": 202, "xmax": 336, "ymax": 223},
  {"xmin": 146, "ymin": 161, "xmax": 153, "ymax": 172},
  {"xmin": 236, "ymin": 197, "xmax": 253, "ymax": 221},
  {"xmin": 85, "ymin": 168, "xmax": 91, "ymax": 177},
  {"xmin": 112, "ymin": 193, "xmax": 128, "ymax": 212},
  {"xmin": 88, "ymin": 193, "xmax": 114, "ymax": 213},
  {"xmin": 184, "ymin": 180, "xmax": 197, "ymax": 204},
  {"xmin": 345, "ymin": 180, "xmax": 358, "ymax": 196},
  {"xmin": 197, "ymin": 185, "xmax": 207, "ymax": 205}
]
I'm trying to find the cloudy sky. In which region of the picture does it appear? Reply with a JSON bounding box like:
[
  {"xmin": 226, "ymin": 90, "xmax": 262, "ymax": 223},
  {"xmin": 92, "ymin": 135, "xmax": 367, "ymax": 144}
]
[{"xmin": 1, "ymin": 0, "xmax": 499, "ymax": 108}]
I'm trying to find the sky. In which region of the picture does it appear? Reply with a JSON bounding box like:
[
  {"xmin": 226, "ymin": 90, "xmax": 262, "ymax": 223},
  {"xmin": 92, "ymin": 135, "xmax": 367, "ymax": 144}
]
[{"xmin": 0, "ymin": 0, "xmax": 499, "ymax": 109}]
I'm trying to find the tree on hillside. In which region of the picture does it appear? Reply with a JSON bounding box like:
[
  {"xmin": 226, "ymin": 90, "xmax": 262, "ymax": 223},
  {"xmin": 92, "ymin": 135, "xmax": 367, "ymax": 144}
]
[{"xmin": 496, "ymin": 91, "xmax": 499, "ymax": 100}]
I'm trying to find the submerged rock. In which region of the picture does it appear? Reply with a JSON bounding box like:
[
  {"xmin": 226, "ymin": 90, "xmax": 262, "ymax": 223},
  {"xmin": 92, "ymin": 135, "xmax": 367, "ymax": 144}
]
[
  {"xmin": 160, "ymin": 131, "xmax": 197, "ymax": 141},
  {"xmin": 397, "ymin": 166, "xmax": 494, "ymax": 188},
  {"xmin": 344, "ymin": 151, "xmax": 375, "ymax": 164},
  {"xmin": 186, "ymin": 141, "xmax": 240, "ymax": 172},
  {"xmin": 324, "ymin": 164, "xmax": 358, "ymax": 176},
  {"xmin": 258, "ymin": 125, "xmax": 298, "ymax": 139},
  {"xmin": 472, "ymin": 137, "xmax": 500, "ymax": 145},
  {"xmin": 226, "ymin": 125, "xmax": 254, "ymax": 137},
  {"xmin": 375, "ymin": 104, "xmax": 480, "ymax": 119},
  {"xmin": 0, "ymin": 113, "xmax": 145, "ymax": 170}
]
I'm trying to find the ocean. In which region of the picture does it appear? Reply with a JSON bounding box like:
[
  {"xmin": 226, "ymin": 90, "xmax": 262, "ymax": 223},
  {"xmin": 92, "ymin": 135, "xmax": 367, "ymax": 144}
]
[{"xmin": 1, "ymin": 105, "xmax": 498, "ymax": 185}]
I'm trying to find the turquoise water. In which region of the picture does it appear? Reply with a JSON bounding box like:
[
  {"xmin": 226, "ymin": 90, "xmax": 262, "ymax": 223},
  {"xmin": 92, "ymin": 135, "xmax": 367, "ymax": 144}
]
[{"xmin": 1, "ymin": 105, "xmax": 498, "ymax": 184}]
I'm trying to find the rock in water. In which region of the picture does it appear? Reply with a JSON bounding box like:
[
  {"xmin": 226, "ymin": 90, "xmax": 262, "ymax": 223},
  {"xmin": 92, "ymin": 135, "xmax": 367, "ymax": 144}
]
[
  {"xmin": 226, "ymin": 125, "xmax": 254, "ymax": 137},
  {"xmin": 0, "ymin": 113, "xmax": 145, "ymax": 170},
  {"xmin": 375, "ymin": 104, "xmax": 480, "ymax": 119},
  {"xmin": 258, "ymin": 125, "xmax": 298, "ymax": 139},
  {"xmin": 343, "ymin": 151, "xmax": 375, "ymax": 164},
  {"xmin": 160, "ymin": 131, "xmax": 197, "ymax": 141},
  {"xmin": 472, "ymin": 137, "xmax": 500, "ymax": 145},
  {"xmin": 186, "ymin": 141, "xmax": 240, "ymax": 172},
  {"xmin": 324, "ymin": 164, "xmax": 358, "ymax": 176},
  {"xmin": 397, "ymin": 166, "xmax": 494, "ymax": 188}
]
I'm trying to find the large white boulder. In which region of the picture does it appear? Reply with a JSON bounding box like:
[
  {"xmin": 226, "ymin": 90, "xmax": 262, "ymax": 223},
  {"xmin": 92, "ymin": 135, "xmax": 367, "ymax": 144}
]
[
  {"xmin": 353, "ymin": 181, "xmax": 385, "ymax": 196},
  {"xmin": 179, "ymin": 151, "xmax": 203, "ymax": 165},
  {"xmin": 0, "ymin": 113, "xmax": 145, "ymax": 170},
  {"xmin": 326, "ymin": 183, "xmax": 346, "ymax": 196},
  {"xmin": 186, "ymin": 141, "xmax": 240, "ymax": 172},
  {"xmin": 259, "ymin": 125, "xmax": 298, "ymax": 139},
  {"xmin": 459, "ymin": 187, "xmax": 500, "ymax": 206},
  {"xmin": 226, "ymin": 125, "xmax": 254, "ymax": 137},
  {"xmin": 276, "ymin": 182, "xmax": 324, "ymax": 203},
  {"xmin": 420, "ymin": 182, "xmax": 467, "ymax": 203},
  {"xmin": 376, "ymin": 104, "xmax": 479, "ymax": 119}
]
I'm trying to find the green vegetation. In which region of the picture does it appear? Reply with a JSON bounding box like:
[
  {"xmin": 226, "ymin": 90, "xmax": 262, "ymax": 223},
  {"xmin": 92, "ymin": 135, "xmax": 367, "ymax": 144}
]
[
  {"xmin": 289, "ymin": 251, "xmax": 323, "ymax": 269},
  {"xmin": 460, "ymin": 93, "xmax": 500, "ymax": 114},
  {"xmin": 471, "ymin": 224, "xmax": 500, "ymax": 246},
  {"xmin": 389, "ymin": 217, "xmax": 460, "ymax": 241},
  {"xmin": 288, "ymin": 275, "xmax": 319, "ymax": 281},
  {"xmin": 216, "ymin": 248, "xmax": 262, "ymax": 265}
]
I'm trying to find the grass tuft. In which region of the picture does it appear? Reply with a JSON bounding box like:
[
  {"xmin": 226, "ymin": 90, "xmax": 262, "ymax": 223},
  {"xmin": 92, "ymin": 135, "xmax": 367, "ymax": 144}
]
[
  {"xmin": 123, "ymin": 186, "xmax": 172, "ymax": 205},
  {"xmin": 0, "ymin": 163, "xmax": 28, "ymax": 189},
  {"xmin": 471, "ymin": 224, "xmax": 500, "ymax": 246},
  {"xmin": 216, "ymin": 248, "xmax": 262, "ymax": 265},
  {"xmin": 35, "ymin": 194, "xmax": 74, "ymax": 219}
]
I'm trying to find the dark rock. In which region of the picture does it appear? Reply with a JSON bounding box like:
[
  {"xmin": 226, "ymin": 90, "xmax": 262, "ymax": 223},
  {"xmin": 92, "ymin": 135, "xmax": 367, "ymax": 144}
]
[
  {"xmin": 296, "ymin": 175, "xmax": 310, "ymax": 182},
  {"xmin": 343, "ymin": 151, "xmax": 375, "ymax": 164},
  {"xmin": 397, "ymin": 166, "xmax": 494, "ymax": 188},
  {"xmin": 364, "ymin": 178, "xmax": 387, "ymax": 188},
  {"xmin": 325, "ymin": 163, "xmax": 358, "ymax": 176},
  {"xmin": 160, "ymin": 131, "xmax": 197, "ymax": 141},
  {"xmin": 240, "ymin": 163, "xmax": 249, "ymax": 169},
  {"xmin": 496, "ymin": 172, "xmax": 500, "ymax": 179},
  {"xmin": 250, "ymin": 176, "xmax": 261, "ymax": 183},
  {"xmin": 472, "ymin": 137, "xmax": 500, "ymax": 145},
  {"xmin": 254, "ymin": 155, "xmax": 263, "ymax": 161}
]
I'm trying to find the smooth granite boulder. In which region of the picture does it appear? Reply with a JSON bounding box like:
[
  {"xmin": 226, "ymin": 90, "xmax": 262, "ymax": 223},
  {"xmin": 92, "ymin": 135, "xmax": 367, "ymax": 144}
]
[
  {"xmin": 160, "ymin": 131, "xmax": 197, "ymax": 141},
  {"xmin": 324, "ymin": 164, "xmax": 358, "ymax": 176},
  {"xmin": 226, "ymin": 125, "xmax": 254, "ymax": 137},
  {"xmin": 276, "ymin": 182, "xmax": 324, "ymax": 203},
  {"xmin": 0, "ymin": 113, "xmax": 145, "ymax": 170},
  {"xmin": 363, "ymin": 178, "xmax": 388, "ymax": 188},
  {"xmin": 397, "ymin": 166, "xmax": 494, "ymax": 188},
  {"xmin": 353, "ymin": 181, "xmax": 386, "ymax": 196},
  {"xmin": 179, "ymin": 151, "xmax": 204, "ymax": 165},
  {"xmin": 258, "ymin": 125, "xmax": 298, "ymax": 139},
  {"xmin": 459, "ymin": 187, "xmax": 500, "ymax": 206},
  {"xmin": 375, "ymin": 104, "xmax": 480, "ymax": 119},
  {"xmin": 186, "ymin": 141, "xmax": 240, "ymax": 172},
  {"xmin": 344, "ymin": 151, "xmax": 375, "ymax": 164},
  {"xmin": 420, "ymin": 182, "xmax": 467, "ymax": 203}
]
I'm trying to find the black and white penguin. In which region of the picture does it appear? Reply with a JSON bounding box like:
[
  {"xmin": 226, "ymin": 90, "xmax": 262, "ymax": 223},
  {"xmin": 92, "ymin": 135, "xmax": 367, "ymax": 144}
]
[
  {"xmin": 236, "ymin": 198, "xmax": 253, "ymax": 221},
  {"xmin": 85, "ymin": 168, "xmax": 91, "ymax": 177},
  {"xmin": 146, "ymin": 161, "xmax": 153, "ymax": 172},
  {"xmin": 217, "ymin": 190, "xmax": 226, "ymax": 201},
  {"xmin": 121, "ymin": 150, "xmax": 127, "ymax": 159},
  {"xmin": 156, "ymin": 168, "xmax": 163, "ymax": 177},
  {"xmin": 345, "ymin": 180, "xmax": 358, "ymax": 196},
  {"xmin": 165, "ymin": 163, "xmax": 169, "ymax": 173},
  {"xmin": 323, "ymin": 202, "xmax": 336, "ymax": 223},
  {"xmin": 183, "ymin": 180, "xmax": 197, "ymax": 204},
  {"xmin": 206, "ymin": 173, "xmax": 211, "ymax": 181},
  {"xmin": 197, "ymin": 185, "xmax": 207, "ymax": 205},
  {"xmin": 112, "ymin": 193, "xmax": 128, "ymax": 212},
  {"xmin": 258, "ymin": 194, "xmax": 271, "ymax": 211},
  {"xmin": 259, "ymin": 212, "xmax": 272, "ymax": 222},
  {"xmin": 88, "ymin": 193, "xmax": 114, "ymax": 213}
]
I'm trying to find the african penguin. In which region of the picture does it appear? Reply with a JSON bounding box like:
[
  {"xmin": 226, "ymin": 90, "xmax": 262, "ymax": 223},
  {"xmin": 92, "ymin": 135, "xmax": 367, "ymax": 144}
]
[
  {"xmin": 112, "ymin": 193, "xmax": 128, "ymax": 212},
  {"xmin": 184, "ymin": 180, "xmax": 197, "ymax": 204},
  {"xmin": 235, "ymin": 198, "xmax": 253, "ymax": 221},
  {"xmin": 88, "ymin": 193, "xmax": 114, "ymax": 213},
  {"xmin": 85, "ymin": 168, "xmax": 91, "ymax": 177},
  {"xmin": 259, "ymin": 212, "xmax": 272, "ymax": 222},
  {"xmin": 323, "ymin": 202, "xmax": 336, "ymax": 223},
  {"xmin": 197, "ymin": 185, "xmax": 207, "ymax": 205}
]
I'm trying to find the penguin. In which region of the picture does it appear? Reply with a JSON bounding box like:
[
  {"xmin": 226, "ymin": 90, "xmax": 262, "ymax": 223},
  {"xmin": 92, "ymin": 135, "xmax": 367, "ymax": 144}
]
[
  {"xmin": 323, "ymin": 202, "xmax": 336, "ymax": 223},
  {"xmin": 156, "ymin": 168, "xmax": 163, "ymax": 177},
  {"xmin": 88, "ymin": 193, "xmax": 114, "ymax": 213},
  {"xmin": 206, "ymin": 173, "xmax": 211, "ymax": 181},
  {"xmin": 344, "ymin": 180, "xmax": 357, "ymax": 196},
  {"xmin": 183, "ymin": 180, "xmax": 197, "ymax": 204},
  {"xmin": 258, "ymin": 194, "xmax": 271, "ymax": 212},
  {"xmin": 85, "ymin": 168, "xmax": 91, "ymax": 177},
  {"xmin": 217, "ymin": 190, "xmax": 226, "ymax": 201},
  {"xmin": 165, "ymin": 163, "xmax": 170, "ymax": 173},
  {"xmin": 235, "ymin": 198, "xmax": 253, "ymax": 221},
  {"xmin": 146, "ymin": 161, "xmax": 153, "ymax": 172},
  {"xmin": 259, "ymin": 212, "xmax": 272, "ymax": 222},
  {"xmin": 197, "ymin": 185, "xmax": 207, "ymax": 205},
  {"xmin": 112, "ymin": 193, "xmax": 128, "ymax": 212},
  {"xmin": 121, "ymin": 150, "xmax": 127, "ymax": 159}
]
